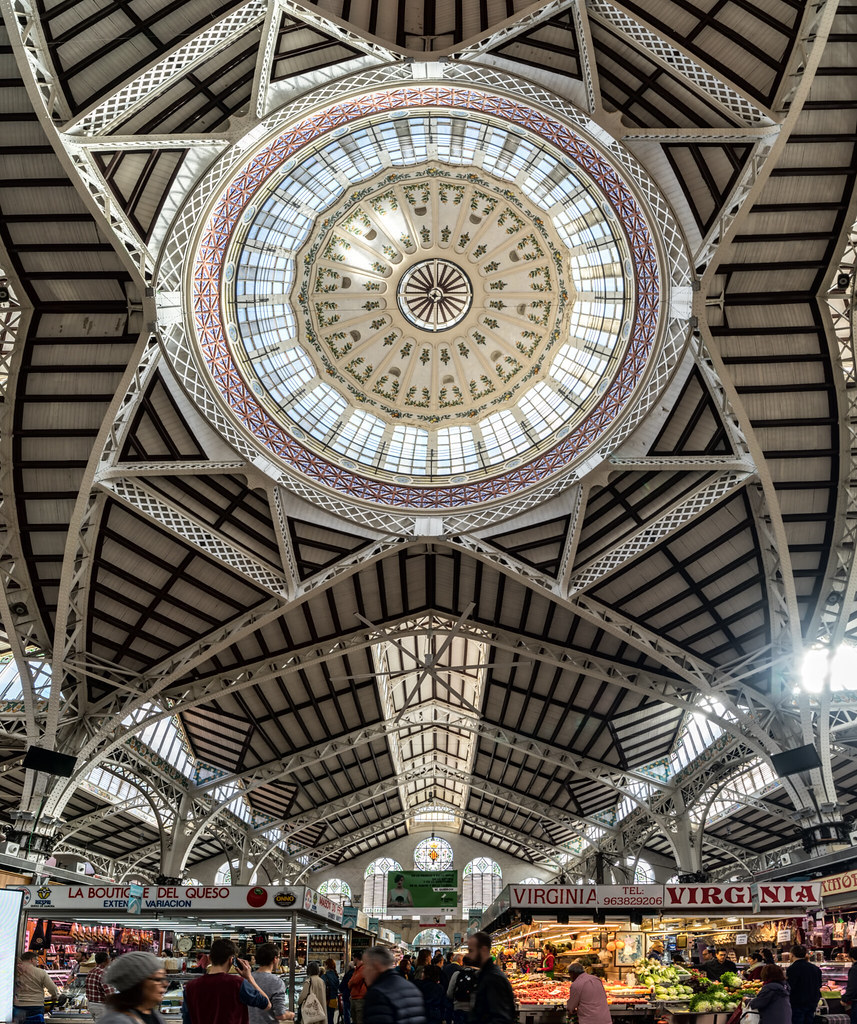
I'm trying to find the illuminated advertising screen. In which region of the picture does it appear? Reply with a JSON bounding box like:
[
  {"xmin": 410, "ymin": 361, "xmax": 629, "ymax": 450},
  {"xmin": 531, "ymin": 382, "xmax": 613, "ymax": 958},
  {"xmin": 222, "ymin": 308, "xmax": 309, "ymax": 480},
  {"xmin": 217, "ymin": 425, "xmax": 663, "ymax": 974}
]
[{"xmin": 0, "ymin": 887, "xmax": 24, "ymax": 1022}]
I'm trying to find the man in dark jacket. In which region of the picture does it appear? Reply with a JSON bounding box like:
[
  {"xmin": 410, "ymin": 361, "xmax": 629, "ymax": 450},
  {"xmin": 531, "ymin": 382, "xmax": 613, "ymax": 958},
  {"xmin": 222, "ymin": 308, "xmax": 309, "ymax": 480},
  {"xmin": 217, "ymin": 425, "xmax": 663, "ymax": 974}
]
[
  {"xmin": 467, "ymin": 931, "xmax": 515, "ymax": 1024},
  {"xmin": 838, "ymin": 947, "xmax": 857, "ymax": 1024},
  {"xmin": 704, "ymin": 949, "xmax": 738, "ymax": 981},
  {"xmin": 363, "ymin": 946, "xmax": 426, "ymax": 1024},
  {"xmin": 786, "ymin": 944, "xmax": 822, "ymax": 1024}
]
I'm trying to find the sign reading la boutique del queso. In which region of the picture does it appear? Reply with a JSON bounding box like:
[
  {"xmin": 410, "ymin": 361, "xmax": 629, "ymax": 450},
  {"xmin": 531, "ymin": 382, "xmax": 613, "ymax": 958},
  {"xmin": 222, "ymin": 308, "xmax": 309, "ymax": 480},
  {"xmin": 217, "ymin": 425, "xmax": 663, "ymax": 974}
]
[
  {"xmin": 10, "ymin": 884, "xmax": 343, "ymax": 924},
  {"xmin": 508, "ymin": 882, "xmax": 822, "ymax": 910}
]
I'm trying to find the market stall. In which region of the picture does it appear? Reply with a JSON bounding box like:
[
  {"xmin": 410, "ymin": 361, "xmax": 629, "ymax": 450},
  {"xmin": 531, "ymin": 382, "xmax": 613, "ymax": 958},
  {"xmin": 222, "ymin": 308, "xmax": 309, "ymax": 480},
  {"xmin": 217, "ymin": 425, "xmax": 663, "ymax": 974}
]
[
  {"xmin": 481, "ymin": 881, "xmax": 822, "ymax": 1024},
  {"xmin": 9, "ymin": 883, "xmax": 346, "ymax": 1018}
]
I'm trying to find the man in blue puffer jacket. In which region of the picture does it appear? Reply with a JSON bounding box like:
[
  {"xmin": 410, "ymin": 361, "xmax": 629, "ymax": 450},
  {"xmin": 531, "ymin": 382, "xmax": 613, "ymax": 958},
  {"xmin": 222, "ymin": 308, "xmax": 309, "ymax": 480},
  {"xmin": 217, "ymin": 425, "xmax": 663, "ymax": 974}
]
[{"xmin": 363, "ymin": 946, "xmax": 426, "ymax": 1024}]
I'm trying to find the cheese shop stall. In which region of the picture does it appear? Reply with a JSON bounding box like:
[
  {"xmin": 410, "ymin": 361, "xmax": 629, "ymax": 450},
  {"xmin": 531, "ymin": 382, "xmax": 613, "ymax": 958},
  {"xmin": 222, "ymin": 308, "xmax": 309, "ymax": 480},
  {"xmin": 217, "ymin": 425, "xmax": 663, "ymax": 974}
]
[{"xmin": 10, "ymin": 882, "xmax": 347, "ymax": 1018}]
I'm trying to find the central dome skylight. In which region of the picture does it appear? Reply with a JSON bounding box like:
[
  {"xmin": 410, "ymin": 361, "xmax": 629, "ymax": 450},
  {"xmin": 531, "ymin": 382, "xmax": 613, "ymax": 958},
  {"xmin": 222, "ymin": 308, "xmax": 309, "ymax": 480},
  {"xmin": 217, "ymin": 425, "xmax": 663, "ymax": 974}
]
[{"xmin": 184, "ymin": 84, "xmax": 666, "ymax": 508}]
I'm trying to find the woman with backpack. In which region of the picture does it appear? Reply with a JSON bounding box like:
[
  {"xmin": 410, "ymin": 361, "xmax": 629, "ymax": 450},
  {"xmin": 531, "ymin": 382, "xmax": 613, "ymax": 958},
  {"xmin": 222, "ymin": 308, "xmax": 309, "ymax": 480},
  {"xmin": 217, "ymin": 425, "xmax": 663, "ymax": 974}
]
[{"xmin": 323, "ymin": 960, "xmax": 339, "ymax": 1024}]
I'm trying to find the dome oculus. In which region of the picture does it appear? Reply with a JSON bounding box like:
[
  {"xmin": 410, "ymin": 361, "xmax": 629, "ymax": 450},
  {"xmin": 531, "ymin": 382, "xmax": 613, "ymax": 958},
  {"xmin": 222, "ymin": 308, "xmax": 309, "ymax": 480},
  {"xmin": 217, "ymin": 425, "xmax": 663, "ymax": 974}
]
[
  {"xmin": 397, "ymin": 258, "xmax": 473, "ymax": 333},
  {"xmin": 191, "ymin": 86, "xmax": 661, "ymax": 508}
]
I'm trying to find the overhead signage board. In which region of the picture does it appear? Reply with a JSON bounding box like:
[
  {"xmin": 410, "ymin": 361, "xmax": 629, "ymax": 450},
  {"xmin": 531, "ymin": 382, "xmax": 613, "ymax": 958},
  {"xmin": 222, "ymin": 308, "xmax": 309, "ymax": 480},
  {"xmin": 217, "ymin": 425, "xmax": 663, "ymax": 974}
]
[
  {"xmin": 818, "ymin": 869, "xmax": 857, "ymax": 899},
  {"xmin": 664, "ymin": 884, "xmax": 754, "ymax": 909},
  {"xmin": 755, "ymin": 883, "xmax": 821, "ymax": 908},
  {"xmin": 9, "ymin": 884, "xmax": 318, "ymax": 916},
  {"xmin": 598, "ymin": 885, "xmax": 664, "ymax": 907},
  {"xmin": 304, "ymin": 887, "xmax": 344, "ymax": 925},
  {"xmin": 510, "ymin": 885, "xmax": 598, "ymax": 909},
  {"xmin": 387, "ymin": 871, "xmax": 458, "ymax": 913},
  {"xmin": 128, "ymin": 883, "xmax": 144, "ymax": 916},
  {"xmin": 506, "ymin": 883, "xmax": 821, "ymax": 913}
]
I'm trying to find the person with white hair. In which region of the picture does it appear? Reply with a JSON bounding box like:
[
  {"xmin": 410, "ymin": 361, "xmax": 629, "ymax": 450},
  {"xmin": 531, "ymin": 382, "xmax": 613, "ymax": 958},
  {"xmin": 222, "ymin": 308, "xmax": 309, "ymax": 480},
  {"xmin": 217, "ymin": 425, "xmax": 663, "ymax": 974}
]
[
  {"xmin": 567, "ymin": 962, "xmax": 611, "ymax": 1024},
  {"xmin": 361, "ymin": 946, "xmax": 426, "ymax": 1024}
]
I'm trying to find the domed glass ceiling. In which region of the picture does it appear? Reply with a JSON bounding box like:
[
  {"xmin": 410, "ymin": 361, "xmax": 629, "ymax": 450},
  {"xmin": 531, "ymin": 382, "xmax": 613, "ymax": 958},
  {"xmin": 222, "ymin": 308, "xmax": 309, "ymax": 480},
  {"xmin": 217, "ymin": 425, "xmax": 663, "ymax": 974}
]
[{"xmin": 191, "ymin": 87, "xmax": 661, "ymax": 508}]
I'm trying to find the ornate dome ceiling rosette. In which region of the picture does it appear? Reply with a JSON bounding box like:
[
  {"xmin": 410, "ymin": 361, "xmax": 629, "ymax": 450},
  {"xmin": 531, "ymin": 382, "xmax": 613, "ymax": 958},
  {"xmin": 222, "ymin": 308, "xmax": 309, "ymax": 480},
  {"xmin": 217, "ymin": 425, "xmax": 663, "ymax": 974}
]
[{"xmin": 158, "ymin": 73, "xmax": 692, "ymax": 516}]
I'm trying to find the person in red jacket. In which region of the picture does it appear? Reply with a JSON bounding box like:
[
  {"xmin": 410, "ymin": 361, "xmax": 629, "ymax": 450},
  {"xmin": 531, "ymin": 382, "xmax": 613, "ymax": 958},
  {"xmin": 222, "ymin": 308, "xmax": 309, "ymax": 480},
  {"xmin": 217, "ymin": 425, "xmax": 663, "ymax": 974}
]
[
  {"xmin": 182, "ymin": 939, "xmax": 270, "ymax": 1024},
  {"xmin": 349, "ymin": 952, "xmax": 368, "ymax": 1024}
]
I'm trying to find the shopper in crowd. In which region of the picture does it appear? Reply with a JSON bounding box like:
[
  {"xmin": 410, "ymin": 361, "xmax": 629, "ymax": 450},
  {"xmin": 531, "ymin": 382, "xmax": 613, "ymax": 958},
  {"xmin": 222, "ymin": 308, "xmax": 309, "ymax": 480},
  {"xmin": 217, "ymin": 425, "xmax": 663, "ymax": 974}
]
[
  {"xmin": 349, "ymin": 951, "xmax": 368, "ymax": 1024},
  {"xmin": 183, "ymin": 938, "xmax": 271, "ymax": 1024},
  {"xmin": 417, "ymin": 964, "xmax": 444, "ymax": 1024},
  {"xmin": 467, "ymin": 931, "xmax": 515, "ymax": 1024},
  {"xmin": 96, "ymin": 951, "xmax": 168, "ymax": 1024},
  {"xmin": 567, "ymin": 961, "xmax": 611, "ymax": 1024},
  {"xmin": 298, "ymin": 963, "xmax": 328, "ymax": 1024},
  {"xmin": 249, "ymin": 944, "xmax": 292, "ymax": 1024},
  {"xmin": 763, "ymin": 950, "xmax": 776, "ymax": 966},
  {"xmin": 413, "ymin": 949, "xmax": 432, "ymax": 982},
  {"xmin": 339, "ymin": 960, "xmax": 355, "ymax": 1024},
  {"xmin": 442, "ymin": 953, "xmax": 460, "ymax": 1023},
  {"xmin": 749, "ymin": 965, "xmax": 791, "ymax": 1024},
  {"xmin": 323, "ymin": 959, "xmax": 340, "ymax": 1024},
  {"xmin": 13, "ymin": 951, "xmax": 60, "ymax": 1023},
  {"xmin": 362, "ymin": 945, "xmax": 426, "ymax": 1024},
  {"xmin": 397, "ymin": 956, "xmax": 414, "ymax": 982},
  {"xmin": 838, "ymin": 947, "xmax": 857, "ymax": 1024},
  {"xmin": 446, "ymin": 956, "xmax": 477, "ymax": 1024},
  {"xmin": 786, "ymin": 944, "xmax": 822, "ymax": 1024},
  {"xmin": 745, "ymin": 952, "xmax": 766, "ymax": 982},
  {"xmin": 86, "ymin": 951, "xmax": 113, "ymax": 1021}
]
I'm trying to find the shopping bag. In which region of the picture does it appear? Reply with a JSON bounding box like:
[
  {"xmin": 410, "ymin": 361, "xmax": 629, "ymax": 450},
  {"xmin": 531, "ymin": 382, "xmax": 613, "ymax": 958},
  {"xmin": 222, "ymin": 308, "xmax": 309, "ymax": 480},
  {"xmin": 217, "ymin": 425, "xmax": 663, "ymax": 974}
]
[
  {"xmin": 302, "ymin": 991, "xmax": 328, "ymax": 1024},
  {"xmin": 740, "ymin": 1004, "xmax": 761, "ymax": 1024}
]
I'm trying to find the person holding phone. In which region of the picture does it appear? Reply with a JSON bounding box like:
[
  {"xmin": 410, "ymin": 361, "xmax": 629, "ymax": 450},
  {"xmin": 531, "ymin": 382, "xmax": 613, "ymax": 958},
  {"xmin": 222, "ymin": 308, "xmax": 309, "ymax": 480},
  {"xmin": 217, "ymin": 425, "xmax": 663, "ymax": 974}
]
[{"xmin": 183, "ymin": 939, "xmax": 271, "ymax": 1024}]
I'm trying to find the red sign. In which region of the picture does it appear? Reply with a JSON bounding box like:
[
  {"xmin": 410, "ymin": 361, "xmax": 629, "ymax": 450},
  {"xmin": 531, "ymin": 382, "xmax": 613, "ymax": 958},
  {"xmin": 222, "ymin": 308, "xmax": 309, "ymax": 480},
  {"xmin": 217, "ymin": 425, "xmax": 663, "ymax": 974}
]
[
  {"xmin": 756, "ymin": 884, "xmax": 820, "ymax": 907},
  {"xmin": 664, "ymin": 885, "xmax": 753, "ymax": 908},
  {"xmin": 510, "ymin": 886, "xmax": 598, "ymax": 908}
]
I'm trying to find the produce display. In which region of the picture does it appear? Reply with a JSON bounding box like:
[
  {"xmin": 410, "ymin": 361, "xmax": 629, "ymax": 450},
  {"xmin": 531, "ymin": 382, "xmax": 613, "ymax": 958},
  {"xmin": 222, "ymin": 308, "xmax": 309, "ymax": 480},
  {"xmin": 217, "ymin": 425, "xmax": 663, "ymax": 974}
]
[
  {"xmin": 509, "ymin": 975, "xmax": 652, "ymax": 1007},
  {"xmin": 687, "ymin": 985, "xmax": 742, "ymax": 1014},
  {"xmin": 634, "ymin": 960, "xmax": 695, "ymax": 1002},
  {"xmin": 510, "ymin": 975, "xmax": 570, "ymax": 1005},
  {"xmin": 604, "ymin": 982, "xmax": 650, "ymax": 1006}
]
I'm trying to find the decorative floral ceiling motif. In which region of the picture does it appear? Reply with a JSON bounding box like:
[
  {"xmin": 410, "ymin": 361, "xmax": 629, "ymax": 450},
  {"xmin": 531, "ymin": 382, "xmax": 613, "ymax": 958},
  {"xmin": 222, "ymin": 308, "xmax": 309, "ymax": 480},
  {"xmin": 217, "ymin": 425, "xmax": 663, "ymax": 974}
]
[{"xmin": 188, "ymin": 85, "xmax": 663, "ymax": 509}]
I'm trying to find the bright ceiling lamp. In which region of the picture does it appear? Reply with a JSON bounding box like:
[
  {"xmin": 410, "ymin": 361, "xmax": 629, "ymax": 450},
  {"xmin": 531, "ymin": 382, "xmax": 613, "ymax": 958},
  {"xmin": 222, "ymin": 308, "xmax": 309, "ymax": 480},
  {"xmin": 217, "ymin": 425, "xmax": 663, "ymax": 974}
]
[{"xmin": 800, "ymin": 644, "xmax": 857, "ymax": 693}]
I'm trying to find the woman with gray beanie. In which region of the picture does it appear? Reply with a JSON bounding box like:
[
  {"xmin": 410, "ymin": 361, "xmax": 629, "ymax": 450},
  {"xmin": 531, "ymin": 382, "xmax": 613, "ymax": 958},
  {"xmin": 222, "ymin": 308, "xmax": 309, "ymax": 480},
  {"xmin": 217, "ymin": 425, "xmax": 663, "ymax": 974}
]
[{"xmin": 97, "ymin": 951, "xmax": 169, "ymax": 1024}]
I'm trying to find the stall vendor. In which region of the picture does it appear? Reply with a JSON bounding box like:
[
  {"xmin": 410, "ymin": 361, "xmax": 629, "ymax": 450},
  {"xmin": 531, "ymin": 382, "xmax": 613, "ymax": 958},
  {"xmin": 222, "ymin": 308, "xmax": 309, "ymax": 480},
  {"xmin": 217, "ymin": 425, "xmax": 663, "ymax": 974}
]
[
  {"xmin": 539, "ymin": 948, "xmax": 555, "ymax": 975},
  {"xmin": 649, "ymin": 941, "xmax": 664, "ymax": 962}
]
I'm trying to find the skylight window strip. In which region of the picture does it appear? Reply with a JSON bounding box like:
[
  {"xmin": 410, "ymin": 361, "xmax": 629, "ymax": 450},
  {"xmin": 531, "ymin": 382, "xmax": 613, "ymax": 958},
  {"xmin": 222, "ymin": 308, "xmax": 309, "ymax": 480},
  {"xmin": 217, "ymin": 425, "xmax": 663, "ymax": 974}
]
[{"xmin": 287, "ymin": 384, "xmax": 347, "ymax": 440}]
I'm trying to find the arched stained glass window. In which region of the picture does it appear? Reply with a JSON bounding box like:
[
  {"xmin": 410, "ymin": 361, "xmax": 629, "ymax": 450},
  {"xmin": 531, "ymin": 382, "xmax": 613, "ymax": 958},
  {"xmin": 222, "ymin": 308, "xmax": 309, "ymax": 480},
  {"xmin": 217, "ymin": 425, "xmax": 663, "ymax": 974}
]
[
  {"xmin": 463, "ymin": 858, "xmax": 502, "ymax": 912},
  {"xmin": 318, "ymin": 878, "xmax": 352, "ymax": 905},
  {"xmin": 413, "ymin": 929, "xmax": 451, "ymax": 948},
  {"xmin": 363, "ymin": 858, "xmax": 403, "ymax": 916},
  {"xmin": 414, "ymin": 837, "xmax": 453, "ymax": 870},
  {"xmin": 634, "ymin": 860, "xmax": 655, "ymax": 885}
]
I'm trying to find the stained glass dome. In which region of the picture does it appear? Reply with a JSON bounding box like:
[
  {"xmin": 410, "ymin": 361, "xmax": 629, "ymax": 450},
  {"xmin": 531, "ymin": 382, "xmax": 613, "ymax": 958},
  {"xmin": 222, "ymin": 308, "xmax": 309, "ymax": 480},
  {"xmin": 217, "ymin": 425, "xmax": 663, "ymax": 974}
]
[{"xmin": 179, "ymin": 81, "xmax": 671, "ymax": 511}]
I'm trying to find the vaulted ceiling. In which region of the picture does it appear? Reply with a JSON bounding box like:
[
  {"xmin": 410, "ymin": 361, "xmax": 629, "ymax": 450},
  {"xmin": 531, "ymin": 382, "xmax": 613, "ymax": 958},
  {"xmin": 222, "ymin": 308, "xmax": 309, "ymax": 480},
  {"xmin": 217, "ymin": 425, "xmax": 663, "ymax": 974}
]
[{"xmin": 0, "ymin": 0, "xmax": 856, "ymax": 887}]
